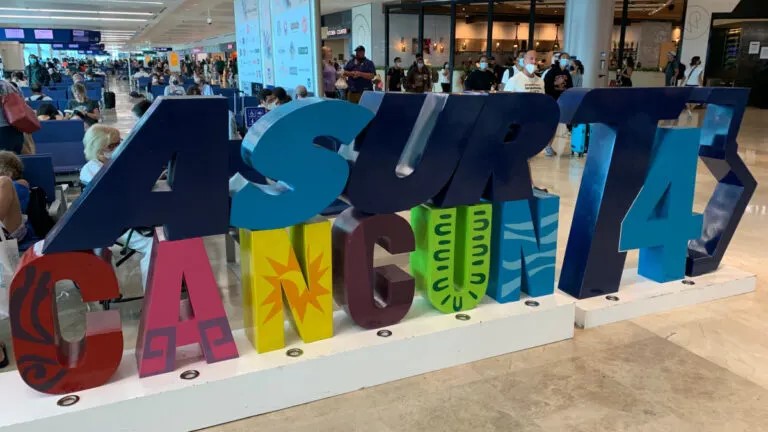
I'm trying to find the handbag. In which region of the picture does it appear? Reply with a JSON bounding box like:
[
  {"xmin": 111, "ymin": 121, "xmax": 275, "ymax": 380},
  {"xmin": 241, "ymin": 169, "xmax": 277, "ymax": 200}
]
[
  {"xmin": 0, "ymin": 231, "xmax": 20, "ymax": 319},
  {"xmin": 335, "ymin": 77, "xmax": 348, "ymax": 90},
  {"xmin": 2, "ymin": 92, "xmax": 41, "ymax": 134}
]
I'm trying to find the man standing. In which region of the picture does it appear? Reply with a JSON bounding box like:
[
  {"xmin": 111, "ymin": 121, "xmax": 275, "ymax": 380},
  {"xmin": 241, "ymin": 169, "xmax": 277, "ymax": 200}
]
[
  {"xmin": 464, "ymin": 55, "xmax": 496, "ymax": 92},
  {"xmin": 343, "ymin": 46, "xmax": 376, "ymax": 104},
  {"xmin": 387, "ymin": 57, "xmax": 405, "ymax": 92},
  {"xmin": 490, "ymin": 56, "xmax": 505, "ymax": 87},
  {"xmin": 406, "ymin": 57, "xmax": 432, "ymax": 93},
  {"xmin": 664, "ymin": 51, "xmax": 680, "ymax": 87},
  {"xmin": 214, "ymin": 56, "xmax": 227, "ymax": 86},
  {"xmin": 25, "ymin": 55, "xmax": 50, "ymax": 88},
  {"xmin": 543, "ymin": 51, "xmax": 573, "ymax": 157},
  {"xmin": 504, "ymin": 50, "xmax": 544, "ymax": 94}
]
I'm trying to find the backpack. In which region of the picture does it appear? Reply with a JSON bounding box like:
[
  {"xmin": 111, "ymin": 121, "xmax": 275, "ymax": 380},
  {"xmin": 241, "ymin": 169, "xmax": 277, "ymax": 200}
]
[
  {"xmin": 676, "ymin": 63, "xmax": 686, "ymax": 82},
  {"xmin": 25, "ymin": 187, "xmax": 56, "ymax": 238}
]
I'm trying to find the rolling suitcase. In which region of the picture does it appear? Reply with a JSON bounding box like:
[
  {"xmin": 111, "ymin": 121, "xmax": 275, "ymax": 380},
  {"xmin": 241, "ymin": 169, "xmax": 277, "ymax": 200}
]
[
  {"xmin": 570, "ymin": 124, "xmax": 590, "ymax": 157},
  {"xmin": 103, "ymin": 91, "xmax": 116, "ymax": 109}
]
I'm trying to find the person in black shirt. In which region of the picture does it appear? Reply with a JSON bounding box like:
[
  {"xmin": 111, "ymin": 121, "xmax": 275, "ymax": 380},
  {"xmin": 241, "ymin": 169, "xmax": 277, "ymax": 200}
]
[
  {"xmin": 387, "ymin": 57, "xmax": 405, "ymax": 92},
  {"xmin": 464, "ymin": 56, "xmax": 496, "ymax": 92},
  {"xmin": 490, "ymin": 56, "xmax": 505, "ymax": 86},
  {"xmin": 543, "ymin": 52, "xmax": 574, "ymax": 156}
]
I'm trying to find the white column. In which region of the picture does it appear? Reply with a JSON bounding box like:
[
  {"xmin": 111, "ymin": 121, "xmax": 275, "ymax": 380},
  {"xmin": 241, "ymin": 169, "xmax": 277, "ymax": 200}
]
[
  {"xmin": 680, "ymin": 0, "xmax": 739, "ymax": 66},
  {"xmin": 564, "ymin": 0, "xmax": 615, "ymax": 88}
]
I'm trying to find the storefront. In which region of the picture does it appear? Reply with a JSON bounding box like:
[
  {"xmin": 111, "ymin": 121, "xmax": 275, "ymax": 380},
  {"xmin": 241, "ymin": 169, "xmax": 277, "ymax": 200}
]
[{"xmin": 383, "ymin": 0, "xmax": 685, "ymax": 89}]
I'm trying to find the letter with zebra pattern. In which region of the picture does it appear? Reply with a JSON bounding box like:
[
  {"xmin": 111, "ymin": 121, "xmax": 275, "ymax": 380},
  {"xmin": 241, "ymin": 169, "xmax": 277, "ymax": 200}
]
[{"xmin": 488, "ymin": 192, "xmax": 560, "ymax": 303}]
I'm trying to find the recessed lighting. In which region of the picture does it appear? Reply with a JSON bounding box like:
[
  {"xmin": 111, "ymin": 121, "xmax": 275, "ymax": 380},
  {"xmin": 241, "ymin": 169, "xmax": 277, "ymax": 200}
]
[
  {"xmin": 0, "ymin": 15, "xmax": 147, "ymax": 22},
  {"xmin": 0, "ymin": 7, "xmax": 152, "ymax": 15},
  {"xmin": 107, "ymin": 0, "xmax": 163, "ymax": 4}
]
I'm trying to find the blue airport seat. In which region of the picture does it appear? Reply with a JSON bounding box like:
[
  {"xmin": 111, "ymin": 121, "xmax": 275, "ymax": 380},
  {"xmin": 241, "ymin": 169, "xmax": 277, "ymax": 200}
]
[
  {"xmin": 150, "ymin": 85, "xmax": 168, "ymax": 99},
  {"xmin": 20, "ymin": 154, "xmax": 56, "ymax": 204},
  {"xmin": 46, "ymin": 89, "xmax": 68, "ymax": 100},
  {"xmin": 136, "ymin": 77, "xmax": 150, "ymax": 91},
  {"xmin": 210, "ymin": 85, "xmax": 222, "ymax": 94},
  {"xmin": 20, "ymin": 87, "xmax": 32, "ymax": 98},
  {"xmin": 86, "ymin": 88, "xmax": 102, "ymax": 101},
  {"xmin": 26, "ymin": 100, "xmax": 46, "ymax": 111},
  {"xmin": 32, "ymin": 120, "xmax": 87, "ymax": 174},
  {"xmin": 56, "ymin": 100, "xmax": 70, "ymax": 111}
]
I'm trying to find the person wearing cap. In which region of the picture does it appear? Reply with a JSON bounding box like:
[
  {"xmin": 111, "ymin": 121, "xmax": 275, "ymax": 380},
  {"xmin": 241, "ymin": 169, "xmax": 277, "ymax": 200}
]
[
  {"xmin": 343, "ymin": 45, "xmax": 376, "ymax": 104},
  {"xmin": 664, "ymin": 51, "xmax": 680, "ymax": 87}
]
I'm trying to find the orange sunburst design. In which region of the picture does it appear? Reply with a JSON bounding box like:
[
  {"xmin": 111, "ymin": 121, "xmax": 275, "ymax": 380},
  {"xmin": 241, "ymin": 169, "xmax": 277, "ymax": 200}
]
[{"xmin": 260, "ymin": 246, "xmax": 330, "ymax": 325}]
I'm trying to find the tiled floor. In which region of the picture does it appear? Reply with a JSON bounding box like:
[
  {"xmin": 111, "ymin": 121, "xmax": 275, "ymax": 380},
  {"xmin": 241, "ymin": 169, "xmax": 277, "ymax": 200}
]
[{"xmin": 2, "ymin": 79, "xmax": 768, "ymax": 431}]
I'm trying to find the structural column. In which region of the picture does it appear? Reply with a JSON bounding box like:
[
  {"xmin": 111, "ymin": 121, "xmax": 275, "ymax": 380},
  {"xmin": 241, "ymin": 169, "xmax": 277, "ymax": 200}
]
[{"xmin": 563, "ymin": 0, "xmax": 615, "ymax": 88}]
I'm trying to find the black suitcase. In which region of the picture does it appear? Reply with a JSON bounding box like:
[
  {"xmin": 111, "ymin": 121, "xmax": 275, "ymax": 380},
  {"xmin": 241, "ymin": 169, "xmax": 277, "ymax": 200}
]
[{"xmin": 104, "ymin": 91, "xmax": 116, "ymax": 109}]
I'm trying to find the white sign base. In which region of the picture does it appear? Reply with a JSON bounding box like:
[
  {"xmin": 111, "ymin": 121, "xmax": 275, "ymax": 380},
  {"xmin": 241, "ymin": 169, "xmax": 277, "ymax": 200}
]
[
  {"xmin": 0, "ymin": 294, "xmax": 575, "ymax": 432},
  {"xmin": 573, "ymin": 266, "xmax": 755, "ymax": 329}
]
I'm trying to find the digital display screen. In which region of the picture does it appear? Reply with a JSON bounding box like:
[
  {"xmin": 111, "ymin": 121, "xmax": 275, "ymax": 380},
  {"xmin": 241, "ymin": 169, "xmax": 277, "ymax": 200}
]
[
  {"xmin": 4, "ymin": 29, "xmax": 24, "ymax": 39},
  {"xmin": 72, "ymin": 30, "xmax": 89, "ymax": 42},
  {"xmin": 34, "ymin": 29, "xmax": 54, "ymax": 40}
]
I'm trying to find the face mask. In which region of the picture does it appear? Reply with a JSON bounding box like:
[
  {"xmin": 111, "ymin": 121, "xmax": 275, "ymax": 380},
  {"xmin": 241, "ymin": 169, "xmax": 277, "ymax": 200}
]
[
  {"xmin": 479, "ymin": 62, "xmax": 488, "ymax": 70},
  {"xmin": 417, "ymin": 62, "xmax": 424, "ymax": 68},
  {"xmin": 103, "ymin": 151, "xmax": 114, "ymax": 160},
  {"xmin": 559, "ymin": 59, "xmax": 569, "ymax": 69},
  {"xmin": 525, "ymin": 63, "xmax": 536, "ymax": 75},
  {"xmin": 395, "ymin": 62, "xmax": 402, "ymax": 67}
]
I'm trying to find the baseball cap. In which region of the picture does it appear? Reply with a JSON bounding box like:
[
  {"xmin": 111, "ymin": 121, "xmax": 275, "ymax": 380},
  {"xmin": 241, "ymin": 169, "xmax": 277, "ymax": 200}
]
[
  {"xmin": 354, "ymin": 45, "xmax": 366, "ymax": 52},
  {"xmin": 668, "ymin": 51, "xmax": 677, "ymax": 56}
]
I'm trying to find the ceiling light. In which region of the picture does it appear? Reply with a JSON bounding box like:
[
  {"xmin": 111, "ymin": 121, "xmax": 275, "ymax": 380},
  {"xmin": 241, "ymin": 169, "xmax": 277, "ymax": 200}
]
[
  {"xmin": 0, "ymin": 7, "xmax": 152, "ymax": 16},
  {"xmin": 0, "ymin": 15, "xmax": 147, "ymax": 22},
  {"xmin": 106, "ymin": 0, "xmax": 163, "ymax": 4}
]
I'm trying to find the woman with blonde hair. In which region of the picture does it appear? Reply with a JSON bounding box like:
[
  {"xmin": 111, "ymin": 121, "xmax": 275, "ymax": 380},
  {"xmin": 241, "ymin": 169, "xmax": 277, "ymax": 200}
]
[{"xmin": 79, "ymin": 125, "xmax": 153, "ymax": 290}]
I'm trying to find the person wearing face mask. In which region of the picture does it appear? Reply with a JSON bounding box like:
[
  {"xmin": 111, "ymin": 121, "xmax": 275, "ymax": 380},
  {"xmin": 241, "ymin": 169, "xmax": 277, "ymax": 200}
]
[
  {"xmin": 387, "ymin": 57, "xmax": 406, "ymax": 92},
  {"xmin": 25, "ymin": 55, "xmax": 50, "ymax": 88},
  {"xmin": 343, "ymin": 46, "xmax": 376, "ymax": 104},
  {"xmin": 439, "ymin": 62, "xmax": 452, "ymax": 93},
  {"xmin": 544, "ymin": 52, "xmax": 573, "ymax": 100},
  {"xmin": 406, "ymin": 58, "xmax": 433, "ymax": 93},
  {"xmin": 79, "ymin": 125, "xmax": 154, "ymax": 289},
  {"xmin": 164, "ymin": 74, "xmax": 186, "ymax": 96},
  {"xmin": 543, "ymin": 52, "xmax": 573, "ymax": 156},
  {"xmin": 504, "ymin": 50, "xmax": 545, "ymax": 94},
  {"xmin": 464, "ymin": 55, "xmax": 496, "ymax": 92}
]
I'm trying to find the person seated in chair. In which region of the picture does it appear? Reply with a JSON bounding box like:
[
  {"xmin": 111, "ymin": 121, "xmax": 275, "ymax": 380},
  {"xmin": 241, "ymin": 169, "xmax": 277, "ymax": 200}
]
[
  {"xmin": 36, "ymin": 103, "xmax": 64, "ymax": 121},
  {"xmin": 25, "ymin": 84, "xmax": 52, "ymax": 102},
  {"xmin": 0, "ymin": 151, "xmax": 38, "ymax": 251},
  {"xmin": 80, "ymin": 125, "xmax": 152, "ymax": 289}
]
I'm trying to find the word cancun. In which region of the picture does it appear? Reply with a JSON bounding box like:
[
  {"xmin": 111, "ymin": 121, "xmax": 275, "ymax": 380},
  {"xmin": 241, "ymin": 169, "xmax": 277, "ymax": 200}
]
[{"xmin": 8, "ymin": 87, "xmax": 755, "ymax": 395}]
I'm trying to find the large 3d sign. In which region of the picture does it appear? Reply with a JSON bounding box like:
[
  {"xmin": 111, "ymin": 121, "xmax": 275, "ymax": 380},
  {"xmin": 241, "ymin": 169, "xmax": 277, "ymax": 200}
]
[{"xmin": 8, "ymin": 88, "xmax": 755, "ymax": 394}]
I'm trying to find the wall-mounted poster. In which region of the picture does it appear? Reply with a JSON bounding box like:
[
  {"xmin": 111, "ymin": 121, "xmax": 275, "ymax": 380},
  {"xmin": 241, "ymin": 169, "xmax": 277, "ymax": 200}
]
[
  {"xmin": 270, "ymin": 0, "xmax": 319, "ymax": 95},
  {"xmin": 235, "ymin": 0, "xmax": 264, "ymax": 94}
]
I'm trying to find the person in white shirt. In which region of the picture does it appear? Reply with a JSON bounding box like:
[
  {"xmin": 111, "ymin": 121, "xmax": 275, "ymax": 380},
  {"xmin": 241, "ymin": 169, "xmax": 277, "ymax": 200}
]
[
  {"xmin": 504, "ymin": 50, "xmax": 545, "ymax": 94},
  {"xmin": 500, "ymin": 54, "xmax": 525, "ymax": 91},
  {"xmin": 80, "ymin": 125, "xmax": 153, "ymax": 290},
  {"xmin": 164, "ymin": 74, "xmax": 186, "ymax": 96},
  {"xmin": 438, "ymin": 62, "xmax": 451, "ymax": 93},
  {"xmin": 682, "ymin": 56, "xmax": 704, "ymax": 87},
  {"xmin": 25, "ymin": 84, "xmax": 53, "ymax": 101},
  {"xmin": 132, "ymin": 68, "xmax": 150, "ymax": 79},
  {"xmin": 682, "ymin": 56, "xmax": 704, "ymax": 119}
]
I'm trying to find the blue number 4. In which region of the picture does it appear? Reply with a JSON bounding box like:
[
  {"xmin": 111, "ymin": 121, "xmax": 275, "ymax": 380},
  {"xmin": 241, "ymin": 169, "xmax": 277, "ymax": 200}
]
[{"xmin": 620, "ymin": 128, "xmax": 704, "ymax": 283}]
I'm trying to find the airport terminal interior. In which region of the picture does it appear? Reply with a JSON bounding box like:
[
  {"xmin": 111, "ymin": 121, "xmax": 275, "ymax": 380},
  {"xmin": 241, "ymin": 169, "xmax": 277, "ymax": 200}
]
[{"xmin": 0, "ymin": 0, "xmax": 767, "ymax": 431}]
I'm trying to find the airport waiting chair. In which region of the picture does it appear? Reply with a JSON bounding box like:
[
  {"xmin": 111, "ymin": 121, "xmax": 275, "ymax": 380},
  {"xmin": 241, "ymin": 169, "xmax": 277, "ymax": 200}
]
[
  {"xmin": 20, "ymin": 87, "xmax": 33, "ymax": 98},
  {"xmin": 20, "ymin": 153, "xmax": 68, "ymax": 219},
  {"xmin": 46, "ymin": 89, "xmax": 68, "ymax": 100},
  {"xmin": 150, "ymin": 85, "xmax": 168, "ymax": 100},
  {"xmin": 86, "ymin": 88, "xmax": 102, "ymax": 101},
  {"xmin": 32, "ymin": 120, "xmax": 87, "ymax": 175}
]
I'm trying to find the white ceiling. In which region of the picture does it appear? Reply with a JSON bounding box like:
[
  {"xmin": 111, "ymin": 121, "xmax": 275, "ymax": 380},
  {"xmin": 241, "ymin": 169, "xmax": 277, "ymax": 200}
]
[{"xmin": 0, "ymin": 0, "xmax": 371, "ymax": 49}]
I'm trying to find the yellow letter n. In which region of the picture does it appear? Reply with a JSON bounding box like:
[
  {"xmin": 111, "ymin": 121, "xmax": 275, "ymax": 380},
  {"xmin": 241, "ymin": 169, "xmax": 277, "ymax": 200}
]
[{"xmin": 240, "ymin": 219, "xmax": 333, "ymax": 353}]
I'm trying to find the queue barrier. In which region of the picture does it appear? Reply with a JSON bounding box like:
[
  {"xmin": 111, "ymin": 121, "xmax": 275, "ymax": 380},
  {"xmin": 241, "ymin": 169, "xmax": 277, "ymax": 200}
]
[{"xmin": 31, "ymin": 120, "xmax": 87, "ymax": 174}]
